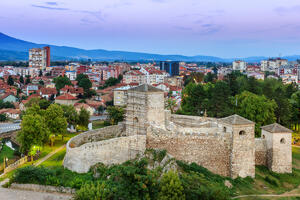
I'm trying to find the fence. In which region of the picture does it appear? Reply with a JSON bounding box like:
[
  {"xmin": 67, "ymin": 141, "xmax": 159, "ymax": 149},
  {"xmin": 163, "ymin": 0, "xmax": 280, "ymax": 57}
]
[{"xmin": 4, "ymin": 156, "xmax": 28, "ymax": 174}]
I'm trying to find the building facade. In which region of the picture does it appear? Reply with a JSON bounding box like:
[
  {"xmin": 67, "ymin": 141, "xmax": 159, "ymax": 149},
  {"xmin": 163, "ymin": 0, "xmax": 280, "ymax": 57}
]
[
  {"xmin": 160, "ymin": 61, "xmax": 179, "ymax": 76},
  {"xmin": 29, "ymin": 46, "xmax": 50, "ymax": 70}
]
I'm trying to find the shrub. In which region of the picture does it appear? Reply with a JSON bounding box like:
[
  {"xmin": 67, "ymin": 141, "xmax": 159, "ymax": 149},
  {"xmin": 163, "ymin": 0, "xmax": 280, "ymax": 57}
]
[
  {"xmin": 265, "ymin": 175, "xmax": 280, "ymax": 186},
  {"xmin": 75, "ymin": 182, "xmax": 109, "ymax": 200},
  {"xmin": 12, "ymin": 166, "xmax": 53, "ymax": 184}
]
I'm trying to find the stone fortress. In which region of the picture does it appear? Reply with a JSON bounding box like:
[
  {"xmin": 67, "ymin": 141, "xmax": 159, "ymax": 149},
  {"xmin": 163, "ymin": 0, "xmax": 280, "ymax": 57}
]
[{"xmin": 64, "ymin": 84, "xmax": 292, "ymax": 178}]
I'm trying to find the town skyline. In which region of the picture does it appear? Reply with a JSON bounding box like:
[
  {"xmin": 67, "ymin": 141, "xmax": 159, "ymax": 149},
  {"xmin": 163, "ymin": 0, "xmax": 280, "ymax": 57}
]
[{"xmin": 1, "ymin": 0, "xmax": 300, "ymax": 58}]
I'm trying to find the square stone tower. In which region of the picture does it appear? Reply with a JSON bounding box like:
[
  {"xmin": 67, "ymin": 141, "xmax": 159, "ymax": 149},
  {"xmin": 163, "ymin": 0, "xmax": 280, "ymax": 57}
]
[
  {"xmin": 219, "ymin": 114, "xmax": 256, "ymax": 178},
  {"xmin": 125, "ymin": 84, "xmax": 165, "ymax": 136},
  {"xmin": 261, "ymin": 123, "xmax": 292, "ymax": 173}
]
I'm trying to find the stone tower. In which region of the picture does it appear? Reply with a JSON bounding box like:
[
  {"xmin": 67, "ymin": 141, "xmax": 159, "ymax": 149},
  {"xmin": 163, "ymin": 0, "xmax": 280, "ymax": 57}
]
[
  {"xmin": 220, "ymin": 114, "xmax": 255, "ymax": 178},
  {"xmin": 261, "ymin": 123, "xmax": 292, "ymax": 173},
  {"xmin": 125, "ymin": 84, "xmax": 165, "ymax": 136}
]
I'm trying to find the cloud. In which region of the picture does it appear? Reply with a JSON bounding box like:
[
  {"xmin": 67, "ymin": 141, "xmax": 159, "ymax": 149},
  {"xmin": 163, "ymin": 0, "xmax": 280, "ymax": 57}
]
[
  {"xmin": 151, "ymin": 0, "xmax": 166, "ymax": 3},
  {"xmin": 77, "ymin": 10, "xmax": 104, "ymax": 21},
  {"xmin": 274, "ymin": 5, "xmax": 300, "ymax": 15},
  {"xmin": 46, "ymin": 2, "xmax": 58, "ymax": 6},
  {"xmin": 174, "ymin": 26, "xmax": 193, "ymax": 31},
  {"xmin": 31, "ymin": 5, "xmax": 69, "ymax": 10}
]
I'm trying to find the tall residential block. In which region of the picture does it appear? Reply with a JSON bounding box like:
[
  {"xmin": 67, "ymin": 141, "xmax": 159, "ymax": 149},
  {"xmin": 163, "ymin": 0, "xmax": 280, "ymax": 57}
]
[
  {"xmin": 160, "ymin": 61, "xmax": 179, "ymax": 76},
  {"xmin": 29, "ymin": 46, "xmax": 50, "ymax": 70}
]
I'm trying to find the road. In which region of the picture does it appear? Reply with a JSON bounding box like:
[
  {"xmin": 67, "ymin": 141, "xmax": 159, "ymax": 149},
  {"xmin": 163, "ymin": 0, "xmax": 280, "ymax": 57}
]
[
  {"xmin": 0, "ymin": 122, "xmax": 20, "ymax": 135},
  {"xmin": 90, "ymin": 115, "xmax": 108, "ymax": 121},
  {"xmin": 0, "ymin": 187, "xmax": 72, "ymax": 200}
]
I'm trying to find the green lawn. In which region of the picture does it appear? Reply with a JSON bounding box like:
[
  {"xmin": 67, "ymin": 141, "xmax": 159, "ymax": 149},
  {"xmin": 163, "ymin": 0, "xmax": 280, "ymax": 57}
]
[
  {"xmin": 0, "ymin": 145, "xmax": 15, "ymax": 166},
  {"xmin": 92, "ymin": 120, "xmax": 106, "ymax": 129},
  {"xmin": 40, "ymin": 148, "xmax": 66, "ymax": 168}
]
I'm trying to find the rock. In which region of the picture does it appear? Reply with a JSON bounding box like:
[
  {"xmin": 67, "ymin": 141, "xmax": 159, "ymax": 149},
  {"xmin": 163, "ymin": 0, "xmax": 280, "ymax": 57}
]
[{"xmin": 224, "ymin": 180, "xmax": 233, "ymax": 188}]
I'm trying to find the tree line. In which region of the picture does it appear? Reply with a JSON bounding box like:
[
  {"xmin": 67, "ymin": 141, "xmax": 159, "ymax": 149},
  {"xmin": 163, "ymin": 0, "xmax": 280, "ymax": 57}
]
[{"xmin": 179, "ymin": 71, "xmax": 299, "ymax": 136}]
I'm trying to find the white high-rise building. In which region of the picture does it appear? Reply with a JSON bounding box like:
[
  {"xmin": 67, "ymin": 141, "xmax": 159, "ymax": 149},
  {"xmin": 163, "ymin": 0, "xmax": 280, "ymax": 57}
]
[{"xmin": 233, "ymin": 60, "xmax": 247, "ymax": 71}]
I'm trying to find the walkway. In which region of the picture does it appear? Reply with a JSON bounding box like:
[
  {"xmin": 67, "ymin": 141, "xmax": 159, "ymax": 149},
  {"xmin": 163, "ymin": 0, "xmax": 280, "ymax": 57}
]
[
  {"xmin": 232, "ymin": 193, "xmax": 300, "ymax": 199},
  {"xmin": 34, "ymin": 145, "xmax": 66, "ymax": 166},
  {"xmin": 0, "ymin": 186, "xmax": 72, "ymax": 200}
]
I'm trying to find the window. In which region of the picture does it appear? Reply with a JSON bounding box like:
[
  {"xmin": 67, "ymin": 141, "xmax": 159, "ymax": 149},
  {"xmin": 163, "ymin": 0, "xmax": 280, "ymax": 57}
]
[
  {"xmin": 262, "ymin": 135, "xmax": 265, "ymax": 139},
  {"xmin": 239, "ymin": 130, "xmax": 246, "ymax": 136},
  {"xmin": 280, "ymin": 138, "xmax": 286, "ymax": 144},
  {"xmin": 223, "ymin": 127, "xmax": 227, "ymax": 133},
  {"xmin": 134, "ymin": 117, "xmax": 138, "ymax": 123}
]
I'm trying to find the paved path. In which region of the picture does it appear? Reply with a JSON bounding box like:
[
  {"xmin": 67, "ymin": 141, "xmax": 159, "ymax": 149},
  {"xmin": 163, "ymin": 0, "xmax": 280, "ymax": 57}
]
[
  {"xmin": 0, "ymin": 122, "xmax": 20, "ymax": 134},
  {"xmin": 232, "ymin": 193, "xmax": 300, "ymax": 199},
  {"xmin": 34, "ymin": 145, "xmax": 66, "ymax": 167},
  {"xmin": 0, "ymin": 187, "xmax": 72, "ymax": 200}
]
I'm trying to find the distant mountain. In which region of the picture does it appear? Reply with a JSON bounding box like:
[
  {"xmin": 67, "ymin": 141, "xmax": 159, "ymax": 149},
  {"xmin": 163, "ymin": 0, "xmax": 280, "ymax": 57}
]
[{"xmin": 0, "ymin": 32, "xmax": 299, "ymax": 62}]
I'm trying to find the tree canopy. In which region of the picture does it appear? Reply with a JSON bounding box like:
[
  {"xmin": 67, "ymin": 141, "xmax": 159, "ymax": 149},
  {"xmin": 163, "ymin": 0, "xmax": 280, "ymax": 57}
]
[{"xmin": 54, "ymin": 76, "xmax": 72, "ymax": 91}]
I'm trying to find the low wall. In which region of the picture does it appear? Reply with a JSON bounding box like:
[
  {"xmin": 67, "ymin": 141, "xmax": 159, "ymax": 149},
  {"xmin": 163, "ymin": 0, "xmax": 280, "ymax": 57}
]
[
  {"xmin": 255, "ymin": 138, "xmax": 267, "ymax": 166},
  {"xmin": 10, "ymin": 183, "xmax": 75, "ymax": 194},
  {"xmin": 146, "ymin": 126, "xmax": 232, "ymax": 177},
  {"xmin": 170, "ymin": 114, "xmax": 217, "ymax": 128},
  {"xmin": 64, "ymin": 125, "xmax": 146, "ymax": 173}
]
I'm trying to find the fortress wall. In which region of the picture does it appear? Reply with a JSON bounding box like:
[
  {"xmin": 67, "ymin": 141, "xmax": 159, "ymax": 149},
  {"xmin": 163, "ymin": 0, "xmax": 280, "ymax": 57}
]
[
  {"xmin": 69, "ymin": 125, "xmax": 124, "ymax": 147},
  {"xmin": 255, "ymin": 138, "xmax": 267, "ymax": 166},
  {"xmin": 170, "ymin": 114, "xmax": 217, "ymax": 128},
  {"xmin": 146, "ymin": 126, "xmax": 232, "ymax": 177},
  {"xmin": 64, "ymin": 125, "xmax": 146, "ymax": 173}
]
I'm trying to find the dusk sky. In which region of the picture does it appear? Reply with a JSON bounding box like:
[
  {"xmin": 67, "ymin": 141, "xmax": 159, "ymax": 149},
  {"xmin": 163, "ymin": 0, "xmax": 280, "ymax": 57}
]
[{"xmin": 1, "ymin": 0, "xmax": 300, "ymax": 58}]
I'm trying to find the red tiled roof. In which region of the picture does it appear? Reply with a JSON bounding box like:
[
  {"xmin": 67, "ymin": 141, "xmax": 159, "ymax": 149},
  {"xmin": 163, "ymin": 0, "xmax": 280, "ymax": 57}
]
[
  {"xmin": 41, "ymin": 87, "xmax": 57, "ymax": 95},
  {"xmin": 56, "ymin": 93, "xmax": 77, "ymax": 100}
]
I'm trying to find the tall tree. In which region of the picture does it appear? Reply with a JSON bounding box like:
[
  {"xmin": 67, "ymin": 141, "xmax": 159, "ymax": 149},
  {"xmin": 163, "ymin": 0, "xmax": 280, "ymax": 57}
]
[
  {"xmin": 19, "ymin": 76, "xmax": 24, "ymax": 84},
  {"xmin": 209, "ymin": 81, "xmax": 233, "ymax": 118},
  {"xmin": 44, "ymin": 104, "xmax": 68, "ymax": 136},
  {"xmin": 25, "ymin": 76, "xmax": 31, "ymax": 84},
  {"xmin": 61, "ymin": 105, "xmax": 78, "ymax": 127},
  {"xmin": 180, "ymin": 83, "xmax": 207, "ymax": 116},
  {"xmin": 53, "ymin": 76, "xmax": 72, "ymax": 91},
  {"xmin": 107, "ymin": 106, "xmax": 125, "ymax": 125},
  {"xmin": 235, "ymin": 91, "xmax": 277, "ymax": 135},
  {"xmin": 17, "ymin": 114, "xmax": 50, "ymax": 153},
  {"xmin": 7, "ymin": 75, "xmax": 14, "ymax": 86},
  {"xmin": 78, "ymin": 108, "xmax": 90, "ymax": 128},
  {"xmin": 273, "ymin": 87, "xmax": 292, "ymax": 126}
]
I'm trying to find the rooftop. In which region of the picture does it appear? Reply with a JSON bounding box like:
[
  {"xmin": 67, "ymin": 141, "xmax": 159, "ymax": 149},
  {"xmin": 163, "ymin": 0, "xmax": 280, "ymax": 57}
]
[
  {"xmin": 128, "ymin": 84, "xmax": 163, "ymax": 93},
  {"xmin": 261, "ymin": 123, "xmax": 292, "ymax": 133},
  {"xmin": 219, "ymin": 114, "xmax": 255, "ymax": 125}
]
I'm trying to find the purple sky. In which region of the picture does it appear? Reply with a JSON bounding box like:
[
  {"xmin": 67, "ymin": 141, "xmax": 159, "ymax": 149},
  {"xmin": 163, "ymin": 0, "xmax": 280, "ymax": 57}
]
[{"xmin": 1, "ymin": 0, "xmax": 300, "ymax": 58}]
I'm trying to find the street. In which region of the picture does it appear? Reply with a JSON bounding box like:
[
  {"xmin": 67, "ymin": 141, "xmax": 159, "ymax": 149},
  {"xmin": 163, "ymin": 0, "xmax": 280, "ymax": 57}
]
[{"xmin": 0, "ymin": 122, "xmax": 21, "ymax": 135}]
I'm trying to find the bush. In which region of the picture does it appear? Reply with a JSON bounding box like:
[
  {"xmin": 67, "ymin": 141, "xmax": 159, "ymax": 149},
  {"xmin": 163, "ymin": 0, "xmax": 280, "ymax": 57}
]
[
  {"xmin": 75, "ymin": 182, "xmax": 109, "ymax": 200},
  {"xmin": 265, "ymin": 175, "xmax": 280, "ymax": 186},
  {"xmin": 12, "ymin": 166, "xmax": 53, "ymax": 184},
  {"xmin": 12, "ymin": 166, "xmax": 94, "ymax": 189}
]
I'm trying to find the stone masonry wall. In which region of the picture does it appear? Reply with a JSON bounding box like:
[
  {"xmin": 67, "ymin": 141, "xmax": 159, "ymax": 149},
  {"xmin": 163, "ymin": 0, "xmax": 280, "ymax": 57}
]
[
  {"xmin": 69, "ymin": 125, "xmax": 124, "ymax": 147},
  {"xmin": 64, "ymin": 125, "xmax": 146, "ymax": 173},
  {"xmin": 146, "ymin": 126, "xmax": 232, "ymax": 177},
  {"xmin": 255, "ymin": 138, "xmax": 267, "ymax": 166},
  {"xmin": 170, "ymin": 114, "xmax": 217, "ymax": 128}
]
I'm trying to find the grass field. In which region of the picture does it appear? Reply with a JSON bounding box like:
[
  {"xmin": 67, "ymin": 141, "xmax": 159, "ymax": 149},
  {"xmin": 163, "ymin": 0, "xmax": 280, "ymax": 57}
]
[
  {"xmin": 92, "ymin": 120, "xmax": 106, "ymax": 129},
  {"xmin": 0, "ymin": 145, "xmax": 15, "ymax": 166},
  {"xmin": 40, "ymin": 148, "xmax": 66, "ymax": 168}
]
